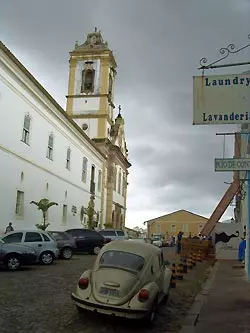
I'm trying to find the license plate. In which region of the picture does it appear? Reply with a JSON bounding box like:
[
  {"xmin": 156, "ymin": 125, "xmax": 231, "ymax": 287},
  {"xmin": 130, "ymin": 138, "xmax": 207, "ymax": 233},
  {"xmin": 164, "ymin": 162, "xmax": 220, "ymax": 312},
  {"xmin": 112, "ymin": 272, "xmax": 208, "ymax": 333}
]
[{"xmin": 99, "ymin": 287, "xmax": 119, "ymax": 297}]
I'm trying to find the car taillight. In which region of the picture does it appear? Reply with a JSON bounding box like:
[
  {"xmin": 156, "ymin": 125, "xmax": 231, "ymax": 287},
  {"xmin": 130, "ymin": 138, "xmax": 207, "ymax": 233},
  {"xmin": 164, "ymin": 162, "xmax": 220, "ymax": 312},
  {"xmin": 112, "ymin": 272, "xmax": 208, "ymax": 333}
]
[
  {"xmin": 138, "ymin": 289, "xmax": 149, "ymax": 302},
  {"xmin": 78, "ymin": 277, "xmax": 89, "ymax": 289}
]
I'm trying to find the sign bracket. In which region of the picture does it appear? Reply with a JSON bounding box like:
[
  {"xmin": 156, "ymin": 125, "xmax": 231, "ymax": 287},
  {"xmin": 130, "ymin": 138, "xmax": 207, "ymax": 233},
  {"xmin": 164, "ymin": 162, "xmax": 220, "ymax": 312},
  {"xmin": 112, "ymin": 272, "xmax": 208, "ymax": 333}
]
[{"xmin": 198, "ymin": 33, "xmax": 250, "ymax": 73}]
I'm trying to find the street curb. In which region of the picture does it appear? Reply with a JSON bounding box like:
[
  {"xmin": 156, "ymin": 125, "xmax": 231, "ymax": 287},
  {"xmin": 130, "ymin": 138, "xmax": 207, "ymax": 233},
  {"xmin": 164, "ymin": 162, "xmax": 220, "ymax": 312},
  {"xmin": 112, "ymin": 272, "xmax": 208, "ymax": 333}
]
[{"xmin": 179, "ymin": 261, "xmax": 219, "ymax": 333}]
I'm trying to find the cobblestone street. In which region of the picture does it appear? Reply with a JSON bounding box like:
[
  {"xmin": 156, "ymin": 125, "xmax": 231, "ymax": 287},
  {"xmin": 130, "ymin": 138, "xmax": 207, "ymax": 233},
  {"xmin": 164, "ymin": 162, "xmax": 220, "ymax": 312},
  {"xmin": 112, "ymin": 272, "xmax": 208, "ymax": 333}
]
[{"xmin": 0, "ymin": 249, "xmax": 210, "ymax": 333}]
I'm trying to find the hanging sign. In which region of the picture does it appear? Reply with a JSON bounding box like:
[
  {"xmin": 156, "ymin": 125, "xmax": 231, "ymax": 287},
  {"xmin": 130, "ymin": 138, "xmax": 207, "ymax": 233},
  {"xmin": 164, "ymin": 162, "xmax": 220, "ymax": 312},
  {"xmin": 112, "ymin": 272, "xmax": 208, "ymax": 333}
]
[
  {"xmin": 193, "ymin": 74, "xmax": 250, "ymax": 125},
  {"xmin": 215, "ymin": 158, "xmax": 250, "ymax": 171}
]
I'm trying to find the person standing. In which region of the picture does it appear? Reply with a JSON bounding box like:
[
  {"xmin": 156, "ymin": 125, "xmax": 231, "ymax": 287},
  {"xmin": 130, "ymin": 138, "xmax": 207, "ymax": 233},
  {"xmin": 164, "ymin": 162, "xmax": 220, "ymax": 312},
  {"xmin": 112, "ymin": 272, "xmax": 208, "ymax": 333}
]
[
  {"xmin": 5, "ymin": 222, "xmax": 14, "ymax": 234},
  {"xmin": 177, "ymin": 231, "xmax": 183, "ymax": 254},
  {"xmin": 238, "ymin": 238, "xmax": 246, "ymax": 264}
]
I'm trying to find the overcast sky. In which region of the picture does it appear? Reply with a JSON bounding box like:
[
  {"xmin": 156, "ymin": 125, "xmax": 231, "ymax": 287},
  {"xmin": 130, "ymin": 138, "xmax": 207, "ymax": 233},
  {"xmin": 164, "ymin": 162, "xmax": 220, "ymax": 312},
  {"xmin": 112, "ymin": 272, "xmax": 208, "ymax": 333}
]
[{"xmin": 1, "ymin": 0, "xmax": 250, "ymax": 229}]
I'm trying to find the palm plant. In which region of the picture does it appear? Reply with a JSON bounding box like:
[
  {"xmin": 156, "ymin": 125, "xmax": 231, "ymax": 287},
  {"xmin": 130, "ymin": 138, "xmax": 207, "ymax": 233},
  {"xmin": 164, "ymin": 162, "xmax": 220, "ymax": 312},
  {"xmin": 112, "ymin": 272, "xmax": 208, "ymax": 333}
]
[{"xmin": 30, "ymin": 198, "xmax": 58, "ymax": 230}]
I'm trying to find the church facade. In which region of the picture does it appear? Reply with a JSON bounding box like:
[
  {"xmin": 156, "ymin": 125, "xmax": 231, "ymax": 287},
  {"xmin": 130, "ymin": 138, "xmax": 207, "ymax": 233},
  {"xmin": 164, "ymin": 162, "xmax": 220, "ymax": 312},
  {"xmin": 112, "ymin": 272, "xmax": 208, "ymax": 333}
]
[{"xmin": 0, "ymin": 30, "xmax": 130, "ymax": 234}]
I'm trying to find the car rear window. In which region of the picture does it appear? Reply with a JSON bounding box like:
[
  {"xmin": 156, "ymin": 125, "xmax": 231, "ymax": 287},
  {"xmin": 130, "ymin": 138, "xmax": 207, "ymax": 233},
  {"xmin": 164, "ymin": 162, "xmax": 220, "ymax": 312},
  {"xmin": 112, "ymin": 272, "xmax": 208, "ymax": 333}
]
[
  {"xmin": 49, "ymin": 232, "xmax": 69, "ymax": 241},
  {"xmin": 85, "ymin": 230, "xmax": 103, "ymax": 239},
  {"xmin": 100, "ymin": 230, "xmax": 116, "ymax": 236},
  {"xmin": 42, "ymin": 234, "xmax": 51, "ymax": 242},
  {"xmin": 66, "ymin": 230, "xmax": 85, "ymax": 237},
  {"xmin": 99, "ymin": 250, "xmax": 144, "ymax": 272},
  {"xmin": 116, "ymin": 231, "xmax": 125, "ymax": 236},
  {"xmin": 2, "ymin": 232, "xmax": 23, "ymax": 243}
]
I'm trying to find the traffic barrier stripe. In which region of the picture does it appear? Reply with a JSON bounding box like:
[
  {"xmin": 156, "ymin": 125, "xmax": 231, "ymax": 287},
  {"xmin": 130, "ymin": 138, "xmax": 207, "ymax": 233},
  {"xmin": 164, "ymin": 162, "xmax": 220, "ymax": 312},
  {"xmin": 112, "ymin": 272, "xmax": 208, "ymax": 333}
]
[
  {"xmin": 176, "ymin": 263, "xmax": 184, "ymax": 280},
  {"xmin": 170, "ymin": 263, "xmax": 176, "ymax": 288}
]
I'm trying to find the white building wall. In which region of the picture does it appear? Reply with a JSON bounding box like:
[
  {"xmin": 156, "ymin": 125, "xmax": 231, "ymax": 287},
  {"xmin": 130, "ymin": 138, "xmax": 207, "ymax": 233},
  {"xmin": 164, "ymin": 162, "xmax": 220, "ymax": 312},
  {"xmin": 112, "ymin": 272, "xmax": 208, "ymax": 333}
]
[
  {"xmin": 113, "ymin": 191, "xmax": 125, "ymax": 207},
  {"xmin": 0, "ymin": 49, "xmax": 104, "ymax": 234},
  {"xmin": 112, "ymin": 165, "xmax": 126, "ymax": 207},
  {"xmin": 0, "ymin": 150, "xmax": 102, "ymax": 233},
  {"xmin": 101, "ymin": 187, "xmax": 107, "ymax": 229}
]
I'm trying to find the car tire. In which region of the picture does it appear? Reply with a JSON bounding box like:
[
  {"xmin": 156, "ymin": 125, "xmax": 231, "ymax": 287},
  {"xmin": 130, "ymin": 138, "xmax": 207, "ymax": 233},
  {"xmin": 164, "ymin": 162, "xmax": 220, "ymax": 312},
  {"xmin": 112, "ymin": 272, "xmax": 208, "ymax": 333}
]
[
  {"xmin": 61, "ymin": 247, "xmax": 73, "ymax": 260},
  {"xmin": 92, "ymin": 246, "xmax": 101, "ymax": 255},
  {"xmin": 145, "ymin": 296, "xmax": 158, "ymax": 325},
  {"xmin": 162, "ymin": 291, "xmax": 169, "ymax": 304},
  {"xmin": 39, "ymin": 251, "xmax": 55, "ymax": 265},
  {"xmin": 5, "ymin": 254, "xmax": 21, "ymax": 271}
]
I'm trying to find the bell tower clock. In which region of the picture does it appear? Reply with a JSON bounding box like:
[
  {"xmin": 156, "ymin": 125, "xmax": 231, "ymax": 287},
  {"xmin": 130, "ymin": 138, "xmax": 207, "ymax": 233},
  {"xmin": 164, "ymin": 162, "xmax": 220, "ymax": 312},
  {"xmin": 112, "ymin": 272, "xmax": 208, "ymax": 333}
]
[{"xmin": 66, "ymin": 28, "xmax": 117, "ymax": 140}]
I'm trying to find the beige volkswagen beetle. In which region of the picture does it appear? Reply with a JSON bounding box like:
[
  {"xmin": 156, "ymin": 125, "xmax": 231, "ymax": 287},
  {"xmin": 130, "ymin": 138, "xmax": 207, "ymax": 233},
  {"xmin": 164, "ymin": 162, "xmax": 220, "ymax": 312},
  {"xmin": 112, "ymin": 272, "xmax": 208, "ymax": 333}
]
[{"xmin": 71, "ymin": 240, "xmax": 172, "ymax": 323}]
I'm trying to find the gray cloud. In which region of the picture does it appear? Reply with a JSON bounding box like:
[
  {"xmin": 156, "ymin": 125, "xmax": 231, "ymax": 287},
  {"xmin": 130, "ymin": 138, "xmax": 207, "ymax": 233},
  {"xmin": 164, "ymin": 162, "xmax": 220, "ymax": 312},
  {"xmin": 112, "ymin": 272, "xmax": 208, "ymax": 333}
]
[{"xmin": 1, "ymin": 0, "xmax": 249, "ymax": 227}]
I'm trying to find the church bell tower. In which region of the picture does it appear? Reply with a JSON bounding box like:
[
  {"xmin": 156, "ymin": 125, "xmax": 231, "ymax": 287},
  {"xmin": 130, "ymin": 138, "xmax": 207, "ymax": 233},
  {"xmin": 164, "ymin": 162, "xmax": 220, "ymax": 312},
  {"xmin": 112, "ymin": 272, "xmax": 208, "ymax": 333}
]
[
  {"xmin": 66, "ymin": 28, "xmax": 117, "ymax": 140},
  {"xmin": 66, "ymin": 29, "xmax": 131, "ymax": 230}
]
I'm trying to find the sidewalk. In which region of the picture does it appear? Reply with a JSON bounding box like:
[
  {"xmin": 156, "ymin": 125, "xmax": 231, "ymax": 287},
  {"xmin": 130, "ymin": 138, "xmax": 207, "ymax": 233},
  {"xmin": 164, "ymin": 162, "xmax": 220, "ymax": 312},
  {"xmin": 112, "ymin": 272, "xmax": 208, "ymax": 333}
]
[{"xmin": 194, "ymin": 260, "xmax": 250, "ymax": 333}]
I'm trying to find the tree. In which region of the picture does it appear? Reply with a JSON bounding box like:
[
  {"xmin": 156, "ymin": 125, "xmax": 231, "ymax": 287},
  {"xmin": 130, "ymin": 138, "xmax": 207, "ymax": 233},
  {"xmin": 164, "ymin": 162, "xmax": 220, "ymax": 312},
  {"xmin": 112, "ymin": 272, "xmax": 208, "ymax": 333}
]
[
  {"xmin": 80, "ymin": 206, "xmax": 85, "ymax": 226},
  {"xmin": 86, "ymin": 195, "xmax": 96, "ymax": 229},
  {"xmin": 133, "ymin": 226, "xmax": 144, "ymax": 233},
  {"xmin": 30, "ymin": 198, "xmax": 58, "ymax": 231},
  {"xmin": 79, "ymin": 196, "xmax": 99, "ymax": 229}
]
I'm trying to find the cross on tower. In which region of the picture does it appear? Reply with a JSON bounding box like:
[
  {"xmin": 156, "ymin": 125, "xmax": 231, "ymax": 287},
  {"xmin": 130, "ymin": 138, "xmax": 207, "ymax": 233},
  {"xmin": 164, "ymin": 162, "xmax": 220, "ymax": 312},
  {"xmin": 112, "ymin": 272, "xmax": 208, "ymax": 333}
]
[{"xmin": 118, "ymin": 105, "xmax": 121, "ymax": 115}]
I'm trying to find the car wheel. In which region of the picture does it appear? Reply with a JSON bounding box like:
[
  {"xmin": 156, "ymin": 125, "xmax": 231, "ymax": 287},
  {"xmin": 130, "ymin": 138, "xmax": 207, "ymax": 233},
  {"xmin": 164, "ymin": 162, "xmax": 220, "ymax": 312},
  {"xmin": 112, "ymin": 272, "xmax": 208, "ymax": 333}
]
[
  {"xmin": 61, "ymin": 247, "xmax": 73, "ymax": 260},
  {"xmin": 5, "ymin": 254, "xmax": 21, "ymax": 271},
  {"xmin": 146, "ymin": 297, "xmax": 158, "ymax": 325},
  {"xmin": 40, "ymin": 251, "xmax": 55, "ymax": 265},
  {"xmin": 162, "ymin": 291, "xmax": 169, "ymax": 304},
  {"xmin": 93, "ymin": 246, "xmax": 101, "ymax": 255}
]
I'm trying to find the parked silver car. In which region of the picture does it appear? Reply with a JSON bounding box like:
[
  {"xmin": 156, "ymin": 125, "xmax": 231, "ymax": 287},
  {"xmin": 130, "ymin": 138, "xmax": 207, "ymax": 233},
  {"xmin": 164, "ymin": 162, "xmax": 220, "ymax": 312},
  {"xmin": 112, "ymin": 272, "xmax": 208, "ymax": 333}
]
[
  {"xmin": 1, "ymin": 230, "xmax": 59, "ymax": 265},
  {"xmin": 99, "ymin": 229, "xmax": 129, "ymax": 241},
  {"xmin": 0, "ymin": 238, "xmax": 37, "ymax": 271},
  {"xmin": 47, "ymin": 231, "xmax": 77, "ymax": 259}
]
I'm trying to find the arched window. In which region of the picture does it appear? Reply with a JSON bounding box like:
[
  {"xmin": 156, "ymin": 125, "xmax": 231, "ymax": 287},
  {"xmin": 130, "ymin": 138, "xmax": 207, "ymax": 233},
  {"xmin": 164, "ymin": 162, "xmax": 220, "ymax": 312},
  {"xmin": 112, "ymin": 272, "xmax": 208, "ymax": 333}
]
[
  {"xmin": 20, "ymin": 171, "xmax": 24, "ymax": 182},
  {"xmin": 81, "ymin": 69, "xmax": 95, "ymax": 93},
  {"xmin": 66, "ymin": 148, "xmax": 71, "ymax": 170},
  {"xmin": 122, "ymin": 172, "xmax": 126, "ymax": 197},
  {"xmin": 90, "ymin": 164, "xmax": 96, "ymax": 194},
  {"xmin": 82, "ymin": 157, "xmax": 88, "ymax": 183},
  {"xmin": 108, "ymin": 73, "xmax": 113, "ymax": 96},
  {"xmin": 46, "ymin": 134, "xmax": 54, "ymax": 160},
  {"xmin": 21, "ymin": 114, "xmax": 31, "ymax": 144},
  {"xmin": 118, "ymin": 171, "xmax": 122, "ymax": 194},
  {"xmin": 113, "ymin": 166, "xmax": 117, "ymax": 191},
  {"xmin": 97, "ymin": 170, "xmax": 102, "ymax": 192}
]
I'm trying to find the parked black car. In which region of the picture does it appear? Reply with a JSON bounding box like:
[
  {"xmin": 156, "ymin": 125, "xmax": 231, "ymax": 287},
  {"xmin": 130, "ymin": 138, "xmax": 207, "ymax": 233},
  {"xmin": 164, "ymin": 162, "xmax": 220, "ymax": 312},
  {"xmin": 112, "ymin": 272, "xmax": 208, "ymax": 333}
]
[
  {"xmin": 47, "ymin": 231, "xmax": 77, "ymax": 259},
  {"xmin": 65, "ymin": 229, "xmax": 106, "ymax": 254}
]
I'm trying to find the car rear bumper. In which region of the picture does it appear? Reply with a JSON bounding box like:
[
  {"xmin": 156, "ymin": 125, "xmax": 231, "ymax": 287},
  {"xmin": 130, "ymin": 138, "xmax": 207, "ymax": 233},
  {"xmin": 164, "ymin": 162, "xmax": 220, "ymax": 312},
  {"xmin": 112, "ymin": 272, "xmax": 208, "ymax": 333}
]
[
  {"xmin": 21, "ymin": 253, "xmax": 37, "ymax": 265},
  {"xmin": 71, "ymin": 293, "xmax": 148, "ymax": 319}
]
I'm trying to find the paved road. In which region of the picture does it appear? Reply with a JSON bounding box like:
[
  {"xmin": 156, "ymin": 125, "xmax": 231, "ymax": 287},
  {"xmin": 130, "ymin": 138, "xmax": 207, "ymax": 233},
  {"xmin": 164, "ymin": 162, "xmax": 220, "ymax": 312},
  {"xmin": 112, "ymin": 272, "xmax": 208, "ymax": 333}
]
[{"xmin": 0, "ymin": 248, "xmax": 190, "ymax": 333}]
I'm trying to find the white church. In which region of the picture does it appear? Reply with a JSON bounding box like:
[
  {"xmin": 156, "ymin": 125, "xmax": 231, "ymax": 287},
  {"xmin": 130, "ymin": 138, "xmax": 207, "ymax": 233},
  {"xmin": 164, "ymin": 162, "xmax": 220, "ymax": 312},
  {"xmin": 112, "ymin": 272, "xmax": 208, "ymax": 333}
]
[{"xmin": 0, "ymin": 30, "xmax": 131, "ymax": 234}]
